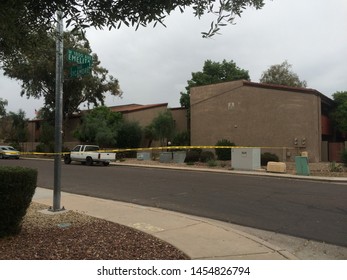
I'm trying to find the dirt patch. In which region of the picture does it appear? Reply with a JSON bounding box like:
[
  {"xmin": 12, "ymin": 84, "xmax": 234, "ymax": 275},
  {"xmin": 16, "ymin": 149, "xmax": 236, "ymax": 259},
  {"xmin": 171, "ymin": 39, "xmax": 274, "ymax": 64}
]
[{"xmin": 0, "ymin": 203, "xmax": 189, "ymax": 260}]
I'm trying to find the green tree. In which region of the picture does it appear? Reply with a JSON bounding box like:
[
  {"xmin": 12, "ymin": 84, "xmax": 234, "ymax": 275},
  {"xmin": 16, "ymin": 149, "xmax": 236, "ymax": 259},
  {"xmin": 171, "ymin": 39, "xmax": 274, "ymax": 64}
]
[
  {"xmin": 117, "ymin": 121, "xmax": 143, "ymax": 149},
  {"xmin": 0, "ymin": 1, "xmax": 266, "ymax": 59},
  {"xmin": 180, "ymin": 59, "xmax": 250, "ymax": 109},
  {"xmin": 2, "ymin": 31, "xmax": 121, "ymax": 122},
  {"xmin": 259, "ymin": 60, "xmax": 307, "ymax": 88},
  {"xmin": 172, "ymin": 131, "xmax": 190, "ymax": 146},
  {"xmin": 144, "ymin": 124, "xmax": 156, "ymax": 148},
  {"xmin": 180, "ymin": 59, "xmax": 250, "ymax": 136},
  {"xmin": 74, "ymin": 106, "xmax": 123, "ymax": 147},
  {"xmin": 146, "ymin": 111, "xmax": 175, "ymax": 146},
  {"xmin": 0, "ymin": 98, "xmax": 7, "ymax": 117},
  {"xmin": 37, "ymin": 122, "xmax": 55, "ymax": 152},
  {"xmin": 5, "ymin": 110, "xmax": 29, "ymax": 147},
  {"xmin": 331, "ymin": 91, "xmax": 347, "ymax": 134}
]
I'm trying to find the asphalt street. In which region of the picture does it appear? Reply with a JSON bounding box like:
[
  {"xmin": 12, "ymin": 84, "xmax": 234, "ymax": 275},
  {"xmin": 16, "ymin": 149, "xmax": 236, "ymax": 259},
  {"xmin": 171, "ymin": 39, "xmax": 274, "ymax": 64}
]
[{"xmin": 1, "ymin": 158, "xmax": 347, "ymax": 247}]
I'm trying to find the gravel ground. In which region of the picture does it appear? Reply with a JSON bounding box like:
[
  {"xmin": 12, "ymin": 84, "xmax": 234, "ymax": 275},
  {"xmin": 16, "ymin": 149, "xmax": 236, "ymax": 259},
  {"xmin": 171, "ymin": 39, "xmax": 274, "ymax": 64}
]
[{"xmin": 0, "ymin": 202, "xmax": 189, "ymax": 260}]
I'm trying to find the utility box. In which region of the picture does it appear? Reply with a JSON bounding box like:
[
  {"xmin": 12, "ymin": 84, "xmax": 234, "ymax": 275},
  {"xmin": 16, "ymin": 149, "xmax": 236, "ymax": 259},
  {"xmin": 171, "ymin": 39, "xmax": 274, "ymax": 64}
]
[
  {"xmin": 295, "ymin": 156, "xmax": 310, "ymax": 176},
  {"xmin": 173, "ymin": 151, "xmax": 186, "ymax": 163},
  {"xmin": 159, "ymin": 152, "xmax": 172, "ymax": 163},
  {"xmin": 231, "ymin": 148, "xmax": 261, "ymax": 170},
  {"xmin": 137, "ymin": 152, "xmax": 151, "ymax": 161}
]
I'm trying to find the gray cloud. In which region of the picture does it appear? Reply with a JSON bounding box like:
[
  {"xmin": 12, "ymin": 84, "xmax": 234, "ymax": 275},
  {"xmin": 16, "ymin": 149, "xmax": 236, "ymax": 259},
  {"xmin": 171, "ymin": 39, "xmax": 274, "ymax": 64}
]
[{"xmin": 1, "ymin": 0, "xmax": 346, "ymax": 118}]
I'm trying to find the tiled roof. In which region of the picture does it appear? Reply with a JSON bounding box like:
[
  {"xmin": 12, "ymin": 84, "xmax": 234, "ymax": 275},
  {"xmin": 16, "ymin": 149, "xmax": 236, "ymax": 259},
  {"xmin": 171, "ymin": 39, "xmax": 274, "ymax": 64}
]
[{"xmin": 108, "ymin": 103, "xmax": 168, "ymax": 113}]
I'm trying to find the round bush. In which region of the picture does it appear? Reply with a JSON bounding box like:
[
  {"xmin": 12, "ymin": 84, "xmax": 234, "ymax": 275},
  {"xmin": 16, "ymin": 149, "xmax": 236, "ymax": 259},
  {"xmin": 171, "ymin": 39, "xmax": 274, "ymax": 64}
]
[
  {"xmin": 185, "ymin": 149, "xmax": 201, "ymax": 163},
  {"xmin": 0, "ymin": 166, "xmax": 37, "ymax": 237},
  {"xmin": 200, "ymin": 151, "xmax": 215, "ymax": 162},
  {"xmin": 215, "ymin": 139, "xmax": 235, "ymax": 161}
]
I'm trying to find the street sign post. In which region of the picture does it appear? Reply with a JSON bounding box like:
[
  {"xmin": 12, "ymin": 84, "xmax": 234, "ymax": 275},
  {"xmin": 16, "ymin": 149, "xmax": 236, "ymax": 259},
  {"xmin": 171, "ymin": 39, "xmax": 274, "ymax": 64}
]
[{"xmin": 52, "ymin": 10, "xmax": 64, "ymax": 212}]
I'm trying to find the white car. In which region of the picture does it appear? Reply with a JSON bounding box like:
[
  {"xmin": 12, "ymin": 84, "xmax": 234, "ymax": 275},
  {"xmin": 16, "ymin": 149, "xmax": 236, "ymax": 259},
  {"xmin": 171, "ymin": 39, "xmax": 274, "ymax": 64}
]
[{"xmin": 0, "ymin": 146, "xmax": 20, "ymax": 159}]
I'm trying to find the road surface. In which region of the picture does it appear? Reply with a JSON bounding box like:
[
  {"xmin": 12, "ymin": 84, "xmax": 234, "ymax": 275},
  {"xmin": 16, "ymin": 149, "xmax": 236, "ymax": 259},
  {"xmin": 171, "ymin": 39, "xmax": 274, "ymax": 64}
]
[{"xmin": 1, "ymin": 158, "xmax": 346, "ymax": 247}]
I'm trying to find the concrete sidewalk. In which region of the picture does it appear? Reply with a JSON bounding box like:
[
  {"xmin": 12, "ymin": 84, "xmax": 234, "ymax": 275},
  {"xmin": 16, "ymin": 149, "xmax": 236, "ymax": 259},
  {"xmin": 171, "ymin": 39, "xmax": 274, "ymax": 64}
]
[{"xmin": 33, "ymin": 187, "xmax": 298, "ymax": 260}]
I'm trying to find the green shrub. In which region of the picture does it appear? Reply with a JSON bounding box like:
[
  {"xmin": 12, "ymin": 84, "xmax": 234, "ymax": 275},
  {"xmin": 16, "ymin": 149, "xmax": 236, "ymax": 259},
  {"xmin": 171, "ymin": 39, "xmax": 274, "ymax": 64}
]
[
  {"xmin": 185, "ymin": 149, "xmax": 201, "ymax": 163},
  {"xmin": 0, "ymin": 166, "xmax": 37, "ymax": 237},
  {"xmin": 200, "ymin": 151, "xmax": 215, "ymax": 162},
  {"xmin": 261, "ymin": 152, "xmax": 279, "ymax": 166},
  {"xmin": 329, "ymin": 161, "xmax": 343, "ymax": 172},
  {"xmin": 36, "ymin": 142, "xmax": 54, "ymax": 153},
  {"xmin": 215, "ymin": 139, "xmax": 235, "ymax": 161},
  {"xmin": 172, "ymin": 131, "xmax": 190, "ymax": 146}
]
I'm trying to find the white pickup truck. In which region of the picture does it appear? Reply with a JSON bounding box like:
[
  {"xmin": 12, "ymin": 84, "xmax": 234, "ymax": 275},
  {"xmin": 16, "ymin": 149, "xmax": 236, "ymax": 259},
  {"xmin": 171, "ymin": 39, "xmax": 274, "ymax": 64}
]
[{"xmin": 64, "ymin": 145, "xmax": 116, "ymax": 166}]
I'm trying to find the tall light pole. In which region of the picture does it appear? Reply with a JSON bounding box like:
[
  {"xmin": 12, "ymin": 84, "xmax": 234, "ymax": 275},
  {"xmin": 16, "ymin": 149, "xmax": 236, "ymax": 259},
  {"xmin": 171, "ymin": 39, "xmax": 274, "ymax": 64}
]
[{"xmin": 52, "ymin": 10, "xmax": 64, "ymax": 211}]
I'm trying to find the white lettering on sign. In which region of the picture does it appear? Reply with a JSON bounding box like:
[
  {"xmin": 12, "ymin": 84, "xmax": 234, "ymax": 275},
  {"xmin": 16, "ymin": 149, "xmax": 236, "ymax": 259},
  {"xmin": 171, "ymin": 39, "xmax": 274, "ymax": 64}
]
[{"xmin": 67, "ymin": 49, "xmax": 92, "ymax": 65}]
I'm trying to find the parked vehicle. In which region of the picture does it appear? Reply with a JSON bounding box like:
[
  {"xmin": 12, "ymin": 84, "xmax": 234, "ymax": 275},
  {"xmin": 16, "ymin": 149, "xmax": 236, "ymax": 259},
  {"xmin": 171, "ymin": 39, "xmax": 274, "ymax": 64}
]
[
  {"xmin": 0, "ymin": 146, "xmax": 20, "ymax": 159},
  {"xmin": 64, "ymin": 145, "xmax": 116, "ymax": 166}
]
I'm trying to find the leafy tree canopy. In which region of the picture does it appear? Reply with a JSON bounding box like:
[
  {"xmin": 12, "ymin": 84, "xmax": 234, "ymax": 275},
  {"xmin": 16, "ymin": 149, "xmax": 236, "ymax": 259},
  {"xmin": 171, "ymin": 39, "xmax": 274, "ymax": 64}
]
[
  {"xmin": 331, "ymin": 91, "xmax": 347, "ymax": 133},
  {"xmin": 2, "ymin": 31, "xmax": 121, "ymax": 121},
  {"xmin": 116, "ymin": 121, "xmax": 143, "ymax": 149},
  {"xmin": 0, "ymin": 98, "xmax": 7, "ymax": 117},
  {"xmin": 259, "ymin": 60, "xmax": 307, "ymax": 88},
  {"xmin": 180, "ymin": 59, "xmax": 250, "ymax": 109},
  {"xmin": 0, "ymin": 1, "xmax": 265, "ymax": 58},
  {"xmin": 145, "ymin": 110, "xmax": 175, "ymax": 146},
  {"xmin": 74, "ymin": 106, "xmax": 143, "ymax": 148},
  {"xmin": 2, "ymin": 109, "xmax": 29, "ymax": 145},
  {"xmin": 74, "ymin": 106, "xmax": 123, "ymax": 147}
]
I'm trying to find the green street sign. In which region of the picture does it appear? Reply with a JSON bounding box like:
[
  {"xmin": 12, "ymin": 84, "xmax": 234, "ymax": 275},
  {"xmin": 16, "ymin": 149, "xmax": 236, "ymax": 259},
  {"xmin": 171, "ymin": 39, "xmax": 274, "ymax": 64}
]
[
  {"xmin": 70, "ymin": 63, "xmax": 92, "ymax": 78},
  {"xmin": 68, "ymin": 49, "xmax": 93, "ymax": 78},
  {"xmin": 67, "ymin": 49, "xmax": 92, "ymax": 65}
]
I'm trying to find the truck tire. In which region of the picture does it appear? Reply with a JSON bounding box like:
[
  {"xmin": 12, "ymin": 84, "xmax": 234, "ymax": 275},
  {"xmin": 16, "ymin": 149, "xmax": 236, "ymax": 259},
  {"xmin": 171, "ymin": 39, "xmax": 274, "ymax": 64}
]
[
  {"xmin": 64, "ymin": 155, "xmax": 71, "ymax": 164},
  {"xmin": 86, "ymin": 156, "xmax": 93, "ymax": 166},
  {"xmin": 103, "ymin": 162, "xmax": 110, "ymax": 166}
]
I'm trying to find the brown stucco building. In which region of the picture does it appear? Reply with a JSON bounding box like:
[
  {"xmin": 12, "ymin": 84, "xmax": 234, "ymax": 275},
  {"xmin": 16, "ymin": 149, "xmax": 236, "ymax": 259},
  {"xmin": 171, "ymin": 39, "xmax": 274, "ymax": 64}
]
[
  {"xmin": 26, "ymin": 103, "xmax": 187, "ymax": 151},
  {"xmin": 190, "ymin": 80, "xmax": 335, "ymax": 162}
]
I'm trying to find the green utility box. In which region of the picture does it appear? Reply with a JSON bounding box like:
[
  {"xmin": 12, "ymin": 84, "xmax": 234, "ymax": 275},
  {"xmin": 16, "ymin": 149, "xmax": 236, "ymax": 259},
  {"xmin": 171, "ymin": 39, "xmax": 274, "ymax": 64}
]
[{"xmin": 295, "ymin": 156, "xmax": 310, "ymax": 176}]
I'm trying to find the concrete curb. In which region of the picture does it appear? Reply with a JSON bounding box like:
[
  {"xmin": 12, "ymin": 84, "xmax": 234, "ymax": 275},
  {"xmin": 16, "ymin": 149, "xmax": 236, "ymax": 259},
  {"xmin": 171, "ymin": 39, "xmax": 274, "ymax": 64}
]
[{"xmin": 112, "ymin": 162, "xmax": 347, "ymax": 183}]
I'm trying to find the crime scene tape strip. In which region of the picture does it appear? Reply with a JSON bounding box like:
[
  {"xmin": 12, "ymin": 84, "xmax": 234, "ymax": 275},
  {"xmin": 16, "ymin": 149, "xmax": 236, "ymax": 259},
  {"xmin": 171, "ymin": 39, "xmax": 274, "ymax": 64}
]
[{"xmin": 18, "ymin": 146, "xmax": 295, "ymax": 156}]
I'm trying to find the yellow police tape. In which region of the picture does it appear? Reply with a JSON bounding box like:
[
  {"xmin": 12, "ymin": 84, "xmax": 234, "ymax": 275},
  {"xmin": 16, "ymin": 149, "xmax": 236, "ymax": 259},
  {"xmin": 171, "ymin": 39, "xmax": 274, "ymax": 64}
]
[{"xmin": 19, "ymin": 145, "xmax": 293, "ymax": 156}]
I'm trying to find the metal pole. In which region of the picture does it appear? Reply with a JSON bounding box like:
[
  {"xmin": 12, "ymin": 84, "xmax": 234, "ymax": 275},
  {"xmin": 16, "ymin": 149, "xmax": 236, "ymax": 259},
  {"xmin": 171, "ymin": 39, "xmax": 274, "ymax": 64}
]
[{"xmin": 53, "ymin": 10, "xmax": 64, "ymax": 211}]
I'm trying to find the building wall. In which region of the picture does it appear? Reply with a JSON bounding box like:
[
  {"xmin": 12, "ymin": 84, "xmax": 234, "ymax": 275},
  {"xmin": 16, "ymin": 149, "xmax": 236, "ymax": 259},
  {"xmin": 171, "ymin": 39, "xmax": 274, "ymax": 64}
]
[
  {"xmin": 170, "ymin": 108, "xmax": 188, "ymax": 133},
  {"xmin": 122, "ymin": 105, "xmax": 167, "ymax": 127},
  {"xmin": 24, "ymin": 104, "xmax": 187, "ymax": 151},
  {"xmin": 190, "ymin": 81, "xmax": 322, "ymax": 162},
  {"xmin": 321, "ymin": 115, "xmax": 332, "ymax": 136},
  {"xmin": 27, "ymin": 120, "xmax": 40, "ymax": 143}
]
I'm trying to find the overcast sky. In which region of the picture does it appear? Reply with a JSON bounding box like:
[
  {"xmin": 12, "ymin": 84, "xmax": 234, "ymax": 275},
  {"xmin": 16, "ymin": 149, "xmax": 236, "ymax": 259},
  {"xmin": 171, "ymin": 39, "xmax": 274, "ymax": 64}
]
[{"xmin": 1, "ymin": 0, "xmax": 346, "ymax": 119}]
